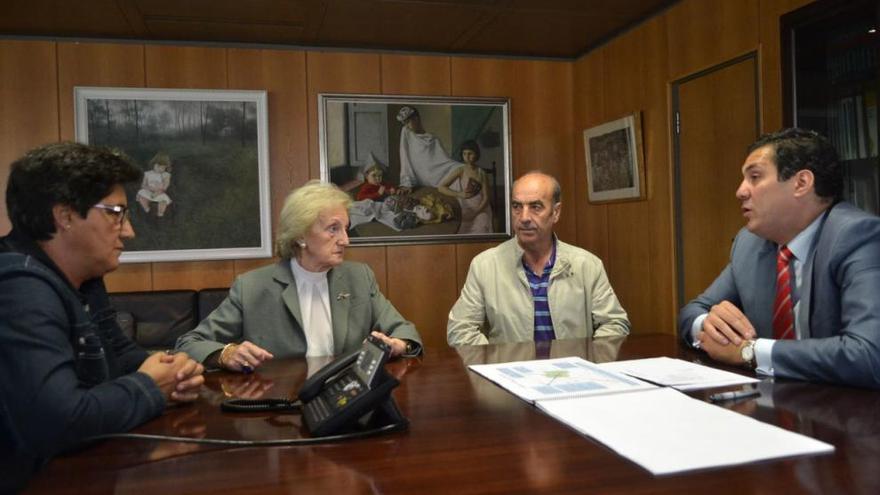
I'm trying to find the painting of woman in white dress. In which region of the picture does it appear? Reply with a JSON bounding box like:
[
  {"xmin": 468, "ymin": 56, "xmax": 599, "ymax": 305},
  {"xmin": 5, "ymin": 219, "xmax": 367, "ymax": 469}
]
[{"xmin": 396, "ymin": 106, "xmax": 460, "ymax": 191}]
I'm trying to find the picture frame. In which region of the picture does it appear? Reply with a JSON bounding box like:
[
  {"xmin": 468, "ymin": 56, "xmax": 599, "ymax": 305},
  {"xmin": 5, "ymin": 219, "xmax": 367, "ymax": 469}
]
[
  {"xmin": 318, "ymin": 93, "xmax": 512, "ymax": 245},
  {"xmin": 74, "ymin": 87, "xmax": 272, "ymax": 263},
  {"xmin": 583, "ymin": 112, "xmax": 646, "ymax": 203}
]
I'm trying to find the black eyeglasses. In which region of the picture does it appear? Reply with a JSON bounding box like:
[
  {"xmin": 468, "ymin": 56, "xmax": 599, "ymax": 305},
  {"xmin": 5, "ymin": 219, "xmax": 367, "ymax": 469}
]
[{"xmin": 92, "ymin": 204, "xmax": 130, "ymax": 227}]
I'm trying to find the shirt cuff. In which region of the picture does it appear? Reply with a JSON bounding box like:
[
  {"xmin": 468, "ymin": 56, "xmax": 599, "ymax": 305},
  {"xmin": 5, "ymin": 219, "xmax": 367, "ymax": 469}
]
[
  {"xmin": 690, "ymin": 314, "xmax": 708, "ymax": 348},
  {"xmin": 754, "ymin": 338, "xmax": 775, "ymax": 376}
]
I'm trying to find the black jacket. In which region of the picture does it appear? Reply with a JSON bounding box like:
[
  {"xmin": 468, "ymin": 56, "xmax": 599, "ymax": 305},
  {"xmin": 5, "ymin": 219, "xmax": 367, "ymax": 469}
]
[{"xmin": 0, "ymin": 230, "xmax": 164, "ymax": 492}]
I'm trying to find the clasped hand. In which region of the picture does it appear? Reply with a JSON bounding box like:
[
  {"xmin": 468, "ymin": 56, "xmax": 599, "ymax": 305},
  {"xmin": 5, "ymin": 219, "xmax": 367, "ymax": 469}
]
[
  {"xmin": 697, "ymin": 300, "xmax": 756, "ymax": 366},
  {"xmin": 139, "ymin": 352, "xmax": 205, "ymax": 404}
]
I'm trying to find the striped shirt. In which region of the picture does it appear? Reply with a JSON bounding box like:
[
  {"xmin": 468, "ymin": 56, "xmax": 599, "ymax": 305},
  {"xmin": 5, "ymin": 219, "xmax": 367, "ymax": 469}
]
[{"xmin": 523, "ymin": 240, "xmax": 557, "ymax": 342}]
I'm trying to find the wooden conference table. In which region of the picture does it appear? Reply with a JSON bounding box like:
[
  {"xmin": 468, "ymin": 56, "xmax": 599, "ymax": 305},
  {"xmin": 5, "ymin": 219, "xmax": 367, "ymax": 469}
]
[{"xmin": 27, "ymin": 335, "xmax": 880, "ymax": 494}]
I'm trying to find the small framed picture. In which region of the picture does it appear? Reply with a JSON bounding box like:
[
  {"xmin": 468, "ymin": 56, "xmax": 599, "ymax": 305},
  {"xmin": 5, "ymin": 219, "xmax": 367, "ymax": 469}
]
[{"xmin": 583, "ymin": 112, "xmax": 646, "ymax": 203}]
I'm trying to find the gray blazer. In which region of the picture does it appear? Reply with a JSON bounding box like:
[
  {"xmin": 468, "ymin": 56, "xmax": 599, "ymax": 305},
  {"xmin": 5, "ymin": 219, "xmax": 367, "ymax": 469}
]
[
  {"xmin": 678, "ymin": 202, "xmax": 880, "ymax": 388},
  {"xmin": 176, "ymin": 260, "xmax": 422, "ymax": 363}
]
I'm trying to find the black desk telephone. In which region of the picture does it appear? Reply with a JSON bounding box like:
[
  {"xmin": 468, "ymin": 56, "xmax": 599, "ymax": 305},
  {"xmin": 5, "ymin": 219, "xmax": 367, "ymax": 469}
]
[
  {"xmin": 299, "ymin": 335, "xmax": 406, "ymax": 436},
  {"xmin": 221, "ymin": 336, "xmax": 407, "ymax": 437}
]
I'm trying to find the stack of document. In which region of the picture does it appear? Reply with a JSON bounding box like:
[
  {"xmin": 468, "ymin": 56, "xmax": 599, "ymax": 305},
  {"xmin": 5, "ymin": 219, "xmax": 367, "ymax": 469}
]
[
  {"xmin": 468, "ymin": 357, "xmax": 834, "ymax": 475},
  {"xmin": 599, "ymin": 356, "xmax": 759, "ymax": 390}
]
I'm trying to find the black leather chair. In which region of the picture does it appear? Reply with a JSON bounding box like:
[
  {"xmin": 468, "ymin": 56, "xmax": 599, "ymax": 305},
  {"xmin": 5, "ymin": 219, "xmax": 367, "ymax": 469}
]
[
  {"xmin": 197, "ymin": 288, "xmax": 229, "ymax": 322},
  {"xmin": 109, "ymin": 290, "xmax": 197, "ymax": 351}
]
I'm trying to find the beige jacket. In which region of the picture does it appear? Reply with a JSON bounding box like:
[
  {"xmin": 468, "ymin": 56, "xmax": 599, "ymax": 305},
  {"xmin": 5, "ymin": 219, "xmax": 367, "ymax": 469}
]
[{"xmin": 447, "ymin": 238, "xmax": 630, "ymax": 346}]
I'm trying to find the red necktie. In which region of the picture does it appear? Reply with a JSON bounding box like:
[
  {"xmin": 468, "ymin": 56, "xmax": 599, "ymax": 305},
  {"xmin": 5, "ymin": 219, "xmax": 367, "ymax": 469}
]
[{"xmin": 773, "ymin": 246, "xmax": 795, "ymax": 340}]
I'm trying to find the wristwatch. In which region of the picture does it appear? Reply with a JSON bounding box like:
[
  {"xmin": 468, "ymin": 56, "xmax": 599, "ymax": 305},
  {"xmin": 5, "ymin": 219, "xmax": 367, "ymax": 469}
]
[
  {"xmin": 740, "ymin": 339, "xmax": 757, "ymax": 370},
  {"xmin": 403, "ymin": 340, "xmax": 421, "ymax": 357}
]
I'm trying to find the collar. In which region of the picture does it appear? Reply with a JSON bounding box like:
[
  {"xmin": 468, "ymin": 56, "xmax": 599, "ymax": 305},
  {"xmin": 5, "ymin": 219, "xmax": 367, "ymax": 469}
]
[
  {"xmin": 784, "ymin": 213, "xmax": 823, "ymax": 262},
  {"xmin": 0, "ymin": 228, "xmax": 80, "ymax": 292},
  {"xmin": 289, "ymin": 257, "xmax": 329, "ymax": 285}
]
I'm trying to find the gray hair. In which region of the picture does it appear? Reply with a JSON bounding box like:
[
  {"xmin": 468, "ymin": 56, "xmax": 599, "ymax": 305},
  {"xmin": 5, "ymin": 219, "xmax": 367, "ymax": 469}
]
[{"xmin": 275, "ymin": 180, "xmax": 352, "ymax": 259}]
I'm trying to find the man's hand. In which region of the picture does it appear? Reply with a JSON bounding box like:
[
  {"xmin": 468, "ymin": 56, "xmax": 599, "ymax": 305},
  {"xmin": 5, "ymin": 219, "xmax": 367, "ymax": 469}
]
[
  {"xmin": 698, "ymin": 331, "xmax": 748, "ymax": 366},
  {"xmin": 139, "ymin": 352, "xmax": 205, "ymax": 403},
  {"xmin": 370, "ymin": 331, "xmax": 407, "ymax": 357},
  {"xmin": 220, "ymin": 341, "xmax": 274, "ymax": 373},
  {"xmin": 702, "ymin": 300, "xmax": 756, "ymax": 346}
]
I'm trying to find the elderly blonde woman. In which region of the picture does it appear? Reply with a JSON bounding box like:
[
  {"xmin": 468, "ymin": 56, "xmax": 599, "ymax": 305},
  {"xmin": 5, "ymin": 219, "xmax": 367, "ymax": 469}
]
[{"xmin": 176, "ymin": 180, "xmax": 422, "ymax": 372}]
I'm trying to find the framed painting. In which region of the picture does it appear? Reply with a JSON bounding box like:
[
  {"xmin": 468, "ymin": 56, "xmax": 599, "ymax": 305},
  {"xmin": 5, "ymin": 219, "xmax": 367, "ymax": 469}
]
[
  {"xmin": 318, "ymin": 93, "xmax": 512, "ymax": 244},
  {"xmin": 583, "ymin": 112, "xmax": 646, "ymax": 203},
  {"xmin": 74, "ymin": 87, "xmax": 272, "ymax": 262}
]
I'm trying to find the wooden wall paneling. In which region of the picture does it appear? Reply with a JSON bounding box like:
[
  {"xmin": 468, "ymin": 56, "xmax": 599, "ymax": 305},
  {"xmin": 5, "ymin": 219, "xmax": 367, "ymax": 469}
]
[
  {"xmin": 227, "ymin": 47, "xmax": 309, "ymax": 276},
  {"xmin": 572, "ymin": 49, "xmax": 609, "ymax": 261},
  {"xmin": 454, "ymin": 241, "xmax": 499, "ymax": 292},
  {"xmin": 380, "ymin": 54, "xmax": 451, "ymax": 96},
  {"xmin": 152, "ymin": 261, "xmax": 236, "ymax": 290},
  {"xmin": 145, "ymin": 45, "xmax": 235, "ymax": 290},
  {"xmin": 306, "ymin": 51, "xmax": 382, "ymax": 181},
  {"xmin": 666, "ymin": 0, "xmax": 760, "ymax": 80},
  {"xmin": 345, "ymin": 246, "xmax": 389, "ymax": 294},
  {"xmin": 640, "ymin": 16, "xmax": 677, "ymax": 332},
  {"xmin": 55, "ymin": 42, "xmax": 153, "ymax": 292},
  {"xmin": 386, "ymin": 244, "xmax": 458, "ymax": 351},
  {"xmin": 0, "ymin": 40, "xmax": 59, "ymax": 234},
  {"xmin": 144, "ymin": 46, "xmax": 227, "ymax": 89},
  {"xmin": 104, "ymin": 264, "xmax": 153, "ymax": 292},
  {"xmin": 600, "ymin": 27, "xmax": 656, "ymax": 334},
  {"xmin": 57, "ymin": 42, "xmax": 146, "ymax": 140},
  {"xmin": 233, "ymin": 258, "xmax": 275, "ymax": 278},
  {"xmin": 758, "ymin": 0, "xmax": 816, "ymax": 133},
  {"xmin": 527, "ymin": 60, "xmax": 576, "ymax": 242}
]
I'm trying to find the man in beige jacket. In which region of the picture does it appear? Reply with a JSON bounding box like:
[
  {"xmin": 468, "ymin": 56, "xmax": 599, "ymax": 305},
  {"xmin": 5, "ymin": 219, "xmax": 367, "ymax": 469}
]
[{"xmin": 447, "ymin": 172, "xmax": 630, "ymax": 346}]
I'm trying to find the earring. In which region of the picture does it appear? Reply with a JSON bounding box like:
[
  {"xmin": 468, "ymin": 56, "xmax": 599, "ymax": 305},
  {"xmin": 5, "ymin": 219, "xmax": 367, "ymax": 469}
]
[
  {"xmin": 297, "ymin": 240, "xmax": 306, "ymax": 248},
  {"xmin": 65, "ymin": 224, "xmax": 71, "ymax": 230}
]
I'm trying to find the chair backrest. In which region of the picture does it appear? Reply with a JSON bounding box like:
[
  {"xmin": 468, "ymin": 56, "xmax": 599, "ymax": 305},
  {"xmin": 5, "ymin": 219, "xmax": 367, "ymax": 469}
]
[
  {"xmin": 197, "ymin": 288, "xmax": 229, "ymax": 322},
  {"xmin": 109, "ymin": 290, "xmax": 197, "ymax": 351}
]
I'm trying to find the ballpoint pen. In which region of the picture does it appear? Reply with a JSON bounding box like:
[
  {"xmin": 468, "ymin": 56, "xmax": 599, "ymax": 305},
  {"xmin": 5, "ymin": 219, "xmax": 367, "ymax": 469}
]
[{"xmin": 709, "ymin": 388, "xmax": 760, "ymax": 402}]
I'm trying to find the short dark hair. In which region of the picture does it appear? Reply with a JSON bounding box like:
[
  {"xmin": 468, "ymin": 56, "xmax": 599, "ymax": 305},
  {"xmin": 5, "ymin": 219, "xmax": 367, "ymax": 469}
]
[
  {"xmin": 6, "ymin": 142, "xmax": 142, "ymax": 240},
  {"xmin": 459, "ymin": 139, "xmax": 481, "ymax": 162},
  {"xmin": 748, "ymin": 128, "xmax": 843, "ymax": 202}
]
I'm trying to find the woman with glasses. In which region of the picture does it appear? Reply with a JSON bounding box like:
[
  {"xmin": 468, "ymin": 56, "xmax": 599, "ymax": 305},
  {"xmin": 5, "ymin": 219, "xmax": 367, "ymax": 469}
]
[
  {"xmin": 176, "ymin": 180, "xmax": 423, "ymax": 373},
  {"xmin": 0, "ymin": 142, "xmax": 204, "ymax": 491}
]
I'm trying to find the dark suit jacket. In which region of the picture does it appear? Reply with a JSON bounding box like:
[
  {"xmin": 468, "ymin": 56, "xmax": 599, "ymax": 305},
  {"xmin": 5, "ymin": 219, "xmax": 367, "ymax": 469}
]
[
  {"xmin": 176, "ymin": 260, "xmax": 422, "ymax": 363},
  {"xmin": 678, "ymin": 202, "xmax": 880, "ymax": 388}
]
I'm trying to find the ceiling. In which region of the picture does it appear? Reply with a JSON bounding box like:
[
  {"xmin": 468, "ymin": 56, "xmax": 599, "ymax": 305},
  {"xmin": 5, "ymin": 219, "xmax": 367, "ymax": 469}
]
[{"xmin": 2, "ymin": 0, "xmax": 679, "ymax": 59}]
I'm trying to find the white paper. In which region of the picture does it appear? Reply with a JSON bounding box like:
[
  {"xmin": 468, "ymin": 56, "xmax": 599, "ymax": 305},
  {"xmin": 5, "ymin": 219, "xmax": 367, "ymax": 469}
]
[
  {"xmin": 537, "ymin": 388, "xmax": 834, "ymax": 475},
  {"xmin": 599, "ymin": 356, "xmax": 759, "ymax": 391},
  {"xmin": 468, "ymin": 357, "xmax": 655, "ymax": 403}
]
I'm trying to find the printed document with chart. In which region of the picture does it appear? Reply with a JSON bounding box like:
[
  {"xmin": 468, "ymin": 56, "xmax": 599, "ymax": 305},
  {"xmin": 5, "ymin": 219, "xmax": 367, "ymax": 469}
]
[
  {"xmin": 467, "ymin": 356, "xmax": 656, "ymax": 403},
  {"xmin": 469, "ymin": 357, "xmax": 834, "ymax": 475}
]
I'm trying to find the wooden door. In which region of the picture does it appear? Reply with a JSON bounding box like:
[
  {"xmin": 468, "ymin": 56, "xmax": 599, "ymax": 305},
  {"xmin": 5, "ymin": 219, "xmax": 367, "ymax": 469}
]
[{"xmin": 673, "ymin": 53, "xmax": 760, "ymax": 306}]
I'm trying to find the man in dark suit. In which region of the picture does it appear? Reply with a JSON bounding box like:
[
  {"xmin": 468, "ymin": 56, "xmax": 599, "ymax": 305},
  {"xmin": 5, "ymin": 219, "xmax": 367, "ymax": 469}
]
[{"xmin": 678, "ymin": 128, "xmax": 880, "ymax": 388}]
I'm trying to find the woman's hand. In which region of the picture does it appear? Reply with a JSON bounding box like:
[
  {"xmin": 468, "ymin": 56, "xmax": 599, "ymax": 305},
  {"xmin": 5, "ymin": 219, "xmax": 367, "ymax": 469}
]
[
  {"xmin": 370, "ymin": 331, "xmax": 407, "ymax": 357},
  {"xmin": 219, "ymin": 341, "xmax": 274, "ymax": 373}
]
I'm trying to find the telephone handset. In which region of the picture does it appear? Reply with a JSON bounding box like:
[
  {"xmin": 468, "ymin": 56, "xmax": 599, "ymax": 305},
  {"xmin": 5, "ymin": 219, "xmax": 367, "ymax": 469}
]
[{"xmin": 299, "ymin": 335, "xmax": 407, "ymax": 437}]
